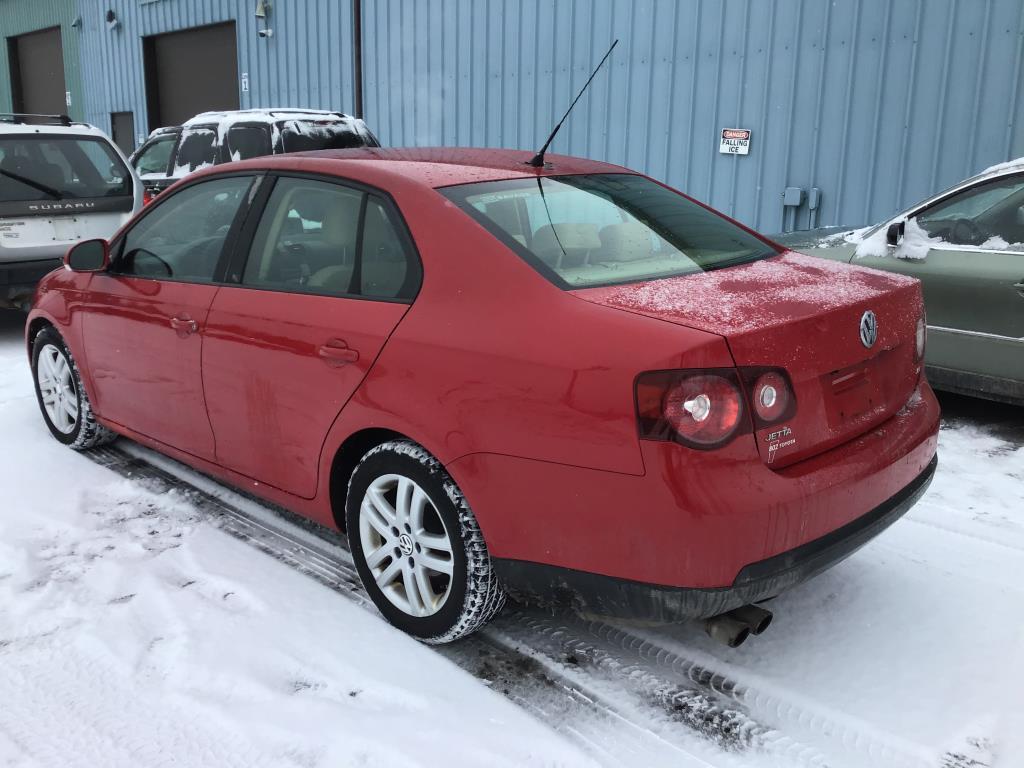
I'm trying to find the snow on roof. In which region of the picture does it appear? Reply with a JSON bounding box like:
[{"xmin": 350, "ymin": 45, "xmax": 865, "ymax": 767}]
[{"xmin": 182, "ymin": 108, "xmax": 357, "ymax": 128}]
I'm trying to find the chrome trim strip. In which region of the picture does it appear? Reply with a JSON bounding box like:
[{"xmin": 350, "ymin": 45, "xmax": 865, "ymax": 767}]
[
  {"xmin": 927, "ymin": 325, "xmax": 1024, "ymax": 342},
  {"xmin": 926, "ymin": 243, "xmax": 1024, "ymax": 256}
]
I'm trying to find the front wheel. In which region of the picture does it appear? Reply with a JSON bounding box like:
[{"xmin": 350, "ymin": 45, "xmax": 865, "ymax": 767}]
[
  {"xmin": 346, "ymin": 440, "xmax": 506, "ymax": 643},
  {"xmin": 31, "ymin": 326, "xmax": 115, "ymax": 449}
]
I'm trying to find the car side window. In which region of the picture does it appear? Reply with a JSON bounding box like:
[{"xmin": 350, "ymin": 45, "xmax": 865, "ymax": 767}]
[
  {"xmin": 113, "ymin": 176, "xmax": 252, "ymax": 282},
  {"xmin": 917, "ymin": 174, "xmax": 1024, "ymax": 248},
  {"xmin": 134, "ymin": 135, "xmax": 176, "ymax": 176},
  {"xmin": 227, "ymin": 125, "xmax": 271, "ymax": 161},
  {"xmin": 174, "ymin": 128, "xmax": 218, "ymax": 174},
  {"xmin": 241, "ymin": 177, "xmax": 419, "ymax": 300},
  {"xmin": 242, "ymin": 177, "xmax": 364, "ymax": 296}
]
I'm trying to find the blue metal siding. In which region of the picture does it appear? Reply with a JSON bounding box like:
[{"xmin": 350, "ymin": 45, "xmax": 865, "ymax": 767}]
[
  {"xmin": 14, "ymin": 0, "xmax": 1017, "ymax": 231},
  {"xmin": 362, "ymin": 0, "xmax": 1024, "ymax": 232},
  {"xmin": 75, "ymin": 0, "xmax": 355, "ymax": 146}
]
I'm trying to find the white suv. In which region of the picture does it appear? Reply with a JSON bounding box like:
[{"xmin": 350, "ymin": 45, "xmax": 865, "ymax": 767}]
[{"xmin": 1, "ymin": 114, "xmax": 143, "ymax": 309}]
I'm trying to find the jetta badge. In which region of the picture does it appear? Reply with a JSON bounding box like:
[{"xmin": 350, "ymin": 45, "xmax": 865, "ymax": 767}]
[{"xmin": 859, "ymin": 310, "xmax": 878, "ymax": 348}]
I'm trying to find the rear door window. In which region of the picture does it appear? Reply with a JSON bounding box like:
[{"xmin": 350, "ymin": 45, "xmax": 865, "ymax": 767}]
[
  {"xmin": 226, "ymin": 125, "xmax": 272, "ymax": 161},
  {"xmin": 242, "ymin": 177, "xmax": 364, "ymax": 296},
  {"xmin": 240, "ymin": 176, "xmax": 420, "ymax": 300},
  {"xmin": 0, "ymin": 135, "xmax": 132, "ymax": 202},
  {"xmin": 174, "ymin": 128, "xmax": 218, "ymax": 174}
]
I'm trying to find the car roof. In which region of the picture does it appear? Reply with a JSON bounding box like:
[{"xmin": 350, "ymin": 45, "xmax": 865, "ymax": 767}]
[
  {"xmin": 224, "ymin": 147, "xmax": 632, "ymax": 188},
  {"xmin": 0, "ymin": 121, "xmax": 111, "ymax": 140}
]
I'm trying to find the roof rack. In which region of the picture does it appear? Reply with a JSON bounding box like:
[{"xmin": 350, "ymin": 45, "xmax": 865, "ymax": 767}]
[{"xmin": 0, "ymin": 113, "xmax": 74, "ymax": 126}]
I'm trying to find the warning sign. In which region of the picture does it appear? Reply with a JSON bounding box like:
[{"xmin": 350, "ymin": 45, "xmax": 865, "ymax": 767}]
[{"xmin": 719, "ymin": 128, "xmax": 751, "ymax": 155}]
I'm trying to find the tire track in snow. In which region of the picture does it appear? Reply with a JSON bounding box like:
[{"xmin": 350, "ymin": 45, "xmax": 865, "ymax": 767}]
[{"xmin": 87, "ymin": 442, "xmax": 833, "ymax": 768}]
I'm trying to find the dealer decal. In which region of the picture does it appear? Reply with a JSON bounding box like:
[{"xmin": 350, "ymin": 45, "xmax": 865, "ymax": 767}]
[{"xmin": 765, "ymin": 426, "xmax": 796, "ymax": 464}]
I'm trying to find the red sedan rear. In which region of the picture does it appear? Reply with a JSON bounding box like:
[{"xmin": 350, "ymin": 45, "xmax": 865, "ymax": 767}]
[{"xmin": 26, "ymin": 148, "xmax": 939, "ymax": 644}]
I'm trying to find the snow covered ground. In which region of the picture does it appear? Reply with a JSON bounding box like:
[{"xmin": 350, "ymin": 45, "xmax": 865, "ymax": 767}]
[{"xmin": 1, "ymin": 308, "xmax": 1022, "ymax": 768}]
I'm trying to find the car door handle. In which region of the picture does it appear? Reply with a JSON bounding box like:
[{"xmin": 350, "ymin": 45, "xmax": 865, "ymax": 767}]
[
  {"xmin": 169, "ymin": 315, "xmax": 198, "ymax": 337},
  {"xmin": 318, "ymin": 340, "xmax": 359, "ymax": 366}
]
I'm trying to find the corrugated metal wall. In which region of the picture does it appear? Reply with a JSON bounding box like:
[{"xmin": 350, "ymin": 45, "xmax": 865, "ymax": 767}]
[
  {"xmin": 5, "ymin": 0, "xmax": 1021, "ymax": 232},
  {"xmin": 0, "ymin": 0, "xmax": 83, "ymax": 119},
  {"xmin": 75, "ymin": 0, "xmax": 355, "ymax": 145},
  {"xmin": 362, "ymin": 0, "xmax": 1024, "ymax": 232}
]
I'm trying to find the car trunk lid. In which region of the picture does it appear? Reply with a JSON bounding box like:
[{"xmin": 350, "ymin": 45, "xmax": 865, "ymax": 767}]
[{"xmin": 574, "ymin": 252, "xmax": 924, "ymax": 468}]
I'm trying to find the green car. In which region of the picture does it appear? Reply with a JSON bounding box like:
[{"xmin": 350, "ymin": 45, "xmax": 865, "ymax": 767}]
[{"xmin": 775, "ymin": 161, "xmax": 1024, "ymax": 407}]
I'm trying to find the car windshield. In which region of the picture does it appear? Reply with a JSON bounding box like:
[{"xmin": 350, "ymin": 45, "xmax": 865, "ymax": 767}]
[
  {"xmin": 442, "ymin": 174, "xmax": 778, "ymax": 289},
  {"xmin": 0, "ymin": 135, "xmax": 132, "ymax": 202}
]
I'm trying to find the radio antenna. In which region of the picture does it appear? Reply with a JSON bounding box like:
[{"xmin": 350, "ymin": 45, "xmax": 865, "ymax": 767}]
[{"xmin": 527, "ymin": 39, "xmax": 618, "ymax": 168}]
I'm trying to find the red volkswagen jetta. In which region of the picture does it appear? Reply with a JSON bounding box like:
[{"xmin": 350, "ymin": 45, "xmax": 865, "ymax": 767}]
[{"xmin": 27, "ymin": 148, "xmax": 939, "ymax": 645}]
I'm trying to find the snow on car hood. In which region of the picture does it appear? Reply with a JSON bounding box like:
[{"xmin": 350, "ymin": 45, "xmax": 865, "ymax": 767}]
[{"xmin": 573, "ymin": 251, "xmax": 913, "ymax": 336}]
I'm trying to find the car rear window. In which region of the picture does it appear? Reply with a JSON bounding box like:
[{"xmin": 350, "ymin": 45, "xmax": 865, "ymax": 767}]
[
  {"xmin": 277, "ymin": 120, "xmax": 373, "ymax": 153},
  {"xmin": 0, "ymin": 135, "xmax": 131, "ymax": 203},
  {"xmin": 441, "ymin": 174, "xmax": 778, "ymax": 289}
]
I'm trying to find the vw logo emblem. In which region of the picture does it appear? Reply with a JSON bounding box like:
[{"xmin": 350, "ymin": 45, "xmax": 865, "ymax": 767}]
[
  {"xmin": 859, "ymin": 310, "xmax": 878, "ymax": 348},
  {"xmin": 398, "ymin": 533, "xmax": 414, "ymax": 556}
]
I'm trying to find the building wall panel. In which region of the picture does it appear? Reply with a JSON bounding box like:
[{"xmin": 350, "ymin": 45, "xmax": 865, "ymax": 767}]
[
  {"xmin": 362, "ymin": 0, "xmax": 1024, "ymax": 232},
  {"xmin": 0, "ymin": 0, "xmax": 83, "ymax": 120},
  {"xmin": 73, "ymin": 0, "xmax": 355, "ymax": 148}
]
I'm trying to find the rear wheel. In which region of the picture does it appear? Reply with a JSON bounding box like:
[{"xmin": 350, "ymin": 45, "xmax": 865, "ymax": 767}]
[
  {"xmin": 31, "ymin": 326, "xmax": 115, "ymax": 449},
  {"xmin": 346, "ymin": 440, "xmax": 506, "ymax": 643}
]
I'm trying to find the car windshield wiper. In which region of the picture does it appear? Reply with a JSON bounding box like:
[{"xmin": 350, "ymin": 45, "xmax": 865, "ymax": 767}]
[{"xmin": 0, "ymin": 168, "xmax": 62, "ymax": 199}]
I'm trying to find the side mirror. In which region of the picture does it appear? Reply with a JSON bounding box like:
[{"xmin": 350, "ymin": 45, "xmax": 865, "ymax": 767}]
[
  {"xmin": 885, "ymin": 221, "xmax": 906, "ymax": 246},
  {"xmin": 65, "ymin": 239, "xmax": 110, "ymax": 272}
]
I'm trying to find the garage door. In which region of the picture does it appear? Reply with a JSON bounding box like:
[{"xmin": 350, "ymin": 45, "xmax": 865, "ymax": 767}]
[
  {"xmin": 7, "ymin": 27, "xmax": 67, "ymax": 117},
  {"xmin": 143, "ymin": 22, "xmax": 239, "ymax": 129}
]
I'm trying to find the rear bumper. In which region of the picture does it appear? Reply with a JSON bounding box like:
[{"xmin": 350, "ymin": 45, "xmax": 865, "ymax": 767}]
[{"xmin": 494, "ymin": 454, "xmax": 936, "ymax": 620}]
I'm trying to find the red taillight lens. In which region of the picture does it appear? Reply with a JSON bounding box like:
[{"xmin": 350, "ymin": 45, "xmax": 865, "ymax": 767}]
[
  {"xmin": 637, "ymin": 367, "xmax": 796, "ymax": 449},
  {"xmin": 142, "ymin": 189, "xmax": 153, "ymax": 206},
  {"xmin": 636, "ymin": 370, "xmax": 748, "ymax": 449}
]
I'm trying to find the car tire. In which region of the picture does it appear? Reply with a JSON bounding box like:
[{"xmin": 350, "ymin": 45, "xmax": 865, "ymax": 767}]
[
  {"xmin": 346, "ymin": 440, "xmax": 506, "ymax": 643},
  {"xmin": 31, "ymin": 326, "xmax": 116, "ymax": 450}
]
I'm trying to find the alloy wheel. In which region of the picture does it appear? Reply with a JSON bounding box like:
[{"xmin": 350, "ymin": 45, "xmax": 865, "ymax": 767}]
[
  {"xmin": 358, "ymin": 473, "xmax": 455, "ymax": 618},
  {"xmin": 36, "ymin": 344, "xmax": 78, "ymax": 435}
]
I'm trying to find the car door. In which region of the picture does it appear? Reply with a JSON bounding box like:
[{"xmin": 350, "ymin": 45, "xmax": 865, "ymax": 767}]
[
  {"xmin": 81, "ymin": 174, "xmax": 256, "ymax": 459},
  {"xmin": 202, "ymin": 174, "xmax": 420, "ymax": 498},
  {"xmin": 854, "ymin": 172, "xmax": 1024, "ymax": 387}
]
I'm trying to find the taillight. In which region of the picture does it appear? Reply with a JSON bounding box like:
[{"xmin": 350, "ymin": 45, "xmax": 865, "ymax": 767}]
[
  {"xmin": 637, "ymin": 367, "xmax": 796, "ymax": 450},
  {"xmin": 142, "ymin": 189, "xmax": 154, "ymax": 206},
  {"xmin": 636, "ymin": 369, "xmax": 747, "ymax": 450}
]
